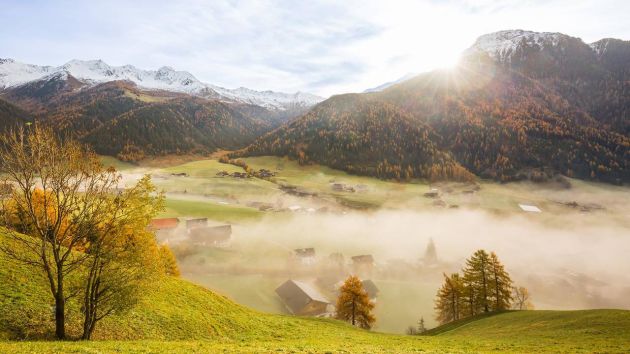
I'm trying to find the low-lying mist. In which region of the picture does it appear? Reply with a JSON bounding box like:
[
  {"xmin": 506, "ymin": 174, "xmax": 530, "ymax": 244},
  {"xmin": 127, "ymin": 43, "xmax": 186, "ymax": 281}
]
[{"xmin": 170, "ymin": 204, "xmax": 630, "ymax": 332}]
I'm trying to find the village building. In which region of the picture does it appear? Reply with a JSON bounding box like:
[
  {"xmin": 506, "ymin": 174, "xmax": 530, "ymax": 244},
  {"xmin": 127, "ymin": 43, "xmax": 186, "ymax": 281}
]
[
  {"xmin": 294, "ymin": 248, "xmax": 316, "ymax": 265},
  {"xmin": 149, "ymin": 218, "xmax": 180, "ymax": 241},
  {"xmin": 361, "ymin": 279, "xmax": 379, "ymax": 300},
  {"xmin": 185, "ymin": 217, "xmax": 208, "ymax": 230},
  {"xmin": 149, "ymin": 218, "xmax": 179, "ymax": 231},
  {"xmin": 333, "ymin": 279, "xmax": 379, "ymax": 300},
  {"xmin": 275, "ymin": 280, "xmax": 330, "ymax": 316},
  {"xmin": 188, "ymin": 225, "xmax": 232, "ymax": 247},
  {"xmin": 424, "ymin": 188, "xmax": 440, "ymax": 198},
  {"xmin": 519, "ymin": 204, "xmax": 542, "ymax": 213},
  {"xmin": 352, "ymin": 255, "xmax": 375, "ymax": 278}
]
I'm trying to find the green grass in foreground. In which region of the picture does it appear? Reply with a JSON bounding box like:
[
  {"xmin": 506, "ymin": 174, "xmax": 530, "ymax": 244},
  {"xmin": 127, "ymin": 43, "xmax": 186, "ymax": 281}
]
[
  {"xmin": 2, "ymin": 229, "xmax": 630, "ymax": 353},
  {"xmin": 1, "ymin": 310, "xmax": 630, "ymax": 353}
]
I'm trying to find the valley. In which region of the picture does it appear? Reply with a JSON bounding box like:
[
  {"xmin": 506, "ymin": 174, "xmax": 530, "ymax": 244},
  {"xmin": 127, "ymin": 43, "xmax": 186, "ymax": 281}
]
[
  {"xmin": 0, "ymin": 6, "xmax": 629, "ymax": 350},
  {"xmin": 104, "ymin": 155, "xmax": 630, "ymax": 334}
]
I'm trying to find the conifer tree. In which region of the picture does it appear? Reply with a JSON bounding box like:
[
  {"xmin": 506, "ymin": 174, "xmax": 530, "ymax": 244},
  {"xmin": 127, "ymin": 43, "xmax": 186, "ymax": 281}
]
[
  {"xmin": 434, "ymin": 273, "xmax": 464, "ymax": 324},
  {"xmin": 417, "ymin": 316, "xmax": 427, "ymax": 334},
  {"xmin": 336, "ymin": 275, "xmax": 376, "ymax": 329},
  {"xmin": 463, "ymin": 249, "xmax": 492, "ymax": 313},
  {"xmin": 488, "ymin": 251, "xmax": 513, "ymax": 311}
]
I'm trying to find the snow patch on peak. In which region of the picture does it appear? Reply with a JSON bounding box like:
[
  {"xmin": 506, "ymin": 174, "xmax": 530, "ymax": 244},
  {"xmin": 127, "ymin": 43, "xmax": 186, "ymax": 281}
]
[
  {"xmin": 589, "ymin": 39, "xmax": 616, "ymax": 56},
  {"xmin": 466, "ymin": 30, "xmax": 564, "ymax": 62},
  {"xmin": 0, "ymin": 58, "xmax": 324, "ymax": 110}
]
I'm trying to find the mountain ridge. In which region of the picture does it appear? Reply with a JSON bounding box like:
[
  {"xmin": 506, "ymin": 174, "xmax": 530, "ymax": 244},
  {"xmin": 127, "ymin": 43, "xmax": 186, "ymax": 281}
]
[{"xmin": 0, "ymin": 58, "xmax": 324, "ymax": 110}]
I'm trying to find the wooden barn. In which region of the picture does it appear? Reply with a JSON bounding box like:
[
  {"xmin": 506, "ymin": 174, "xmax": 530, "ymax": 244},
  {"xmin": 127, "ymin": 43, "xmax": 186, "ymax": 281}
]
[
  {"xmin": 334, "ymin": 279, "xmax": 379, "ymax": 300},
  {"xmin": 186, "ymin": 217, "xmax": 208, "ymax": 230},
  {"xmin": 352, "ymin": 255, "xmax": 375, "ymax": 278},
  {"xmin": 149, "ymin": 218, "xmax": 179, "ymax": 231},
  {"xmin": 188, "ymin": 225, "xmax": 232, "ymax": 247},
  {"xmin": 294, "ymin": 248, "xmax": 316, "ymax": 265},
  {"xmin": 275, "ymin": 280, "xmax": 330, "ymax": 316},
  {"xmin": 361, "ymin": 279, "xmax": 379, "ymax": 300}
]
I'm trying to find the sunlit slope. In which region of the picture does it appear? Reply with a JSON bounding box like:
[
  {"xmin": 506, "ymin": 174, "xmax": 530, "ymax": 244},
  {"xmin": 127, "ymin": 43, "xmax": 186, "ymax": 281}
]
[{"xmin": 2, "ymin": 230, "xmax": 630, "ymax": 352}]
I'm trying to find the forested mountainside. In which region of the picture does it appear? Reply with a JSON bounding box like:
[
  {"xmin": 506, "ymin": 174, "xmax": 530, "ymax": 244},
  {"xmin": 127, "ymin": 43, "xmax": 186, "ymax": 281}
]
[
  {"xmin": 238, "ymin": 94, "xmax": 474, "ymax": 181},
  {"xmin": 0, "ymin": 74, "xmax": 307, "ymax": 161},
  {"xmin": 0, "ymin": 98, "xmax": 33, "ymax": 131},
  {"xmin": 238, "ymin": 30, "xmax": 630, "ymax": 184}
]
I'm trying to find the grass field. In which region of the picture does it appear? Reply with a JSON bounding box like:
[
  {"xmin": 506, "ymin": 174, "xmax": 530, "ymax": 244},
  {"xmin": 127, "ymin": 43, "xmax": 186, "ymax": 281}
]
[
  {"xmin": 126, "ymin": 155, "xmax": 630, "ymax": 221},
  {"xmin": 2, "ymin": 230, "xmax": 630, "ymax": 353},
  {"xmin": 12, "ymin": 155, "xmax": 623, "ymax": 352}
]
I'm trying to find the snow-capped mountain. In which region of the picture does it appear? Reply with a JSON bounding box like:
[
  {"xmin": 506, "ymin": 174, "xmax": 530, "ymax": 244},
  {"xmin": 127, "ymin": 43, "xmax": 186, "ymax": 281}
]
[
  {"xmin": 0, "ymin": 58, "xmax": 323, "ymax": 110},
  {"xmin": 464, "ymin": 30, "xmax": 566, "ymax": 62}
]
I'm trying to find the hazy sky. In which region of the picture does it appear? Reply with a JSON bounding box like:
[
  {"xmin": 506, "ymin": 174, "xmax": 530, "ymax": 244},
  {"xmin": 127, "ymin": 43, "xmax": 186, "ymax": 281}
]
[{"xmin": 1, "ymin": 0, "xmax": 629, "ymax": 96}]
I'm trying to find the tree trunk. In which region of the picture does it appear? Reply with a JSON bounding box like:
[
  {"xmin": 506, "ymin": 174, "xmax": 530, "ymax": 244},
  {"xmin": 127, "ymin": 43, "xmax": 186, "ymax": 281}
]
[
  {"xmin": 481, "ymin": 262, "xmax": 489, "ymax": 313},
  {"xmin": 351, "ymin": 297, "xmax": 356, "ymax": 326},
  {"xmin": 54, "ymin": 288, "xmax": 65, "ymax": 340}
]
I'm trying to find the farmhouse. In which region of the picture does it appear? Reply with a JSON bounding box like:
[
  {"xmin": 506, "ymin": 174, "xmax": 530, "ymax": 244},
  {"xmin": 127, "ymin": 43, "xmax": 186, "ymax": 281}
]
[
  {"xmin": 352, "ymin": 255, "xmax": 375, "ymax": 278},
  {"xmin": 186, "ymin": 217, "xmax": 208, "ymax": 229},
  {"xmin": 361, "ymin": 279, "xmax": 379, "ymax": 300},
  {"xmin": 333, "ymin": 279, "xmax": 379, "ymax": 300},
  {"xmin": 188, "ymin": 225, "xmax": 232, "ymax": 247},
  {"xmin": 149, "ymin": 218, "xmax": 179, "ymax": 231},
  {"xmin": 294, "ymin": 248, "xmax": 316, "ymax": 265},
  {"xmin": 424, "ymin": 188, "xmax": 440, "ymax": 198},
  {"xmin": 275, "ymin": 280, "xmax": 330, "ymax": 316}
]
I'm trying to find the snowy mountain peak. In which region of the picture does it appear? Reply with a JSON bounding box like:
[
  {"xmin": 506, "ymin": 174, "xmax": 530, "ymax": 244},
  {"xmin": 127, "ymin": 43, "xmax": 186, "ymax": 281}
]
[
  {"xmin": 0, "ymin": 58, "xmax": 324, "ymax": 110},
  {"xmin": 465, "ymin": 30, "xmax": 566, "ymax": 62}
]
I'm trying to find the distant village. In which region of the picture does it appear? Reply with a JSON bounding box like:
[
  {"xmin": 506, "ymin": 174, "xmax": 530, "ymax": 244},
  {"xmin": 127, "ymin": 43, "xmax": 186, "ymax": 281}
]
[{"xmin": 149, "ymin": 214, "xmax": 444, "ymax": 318}]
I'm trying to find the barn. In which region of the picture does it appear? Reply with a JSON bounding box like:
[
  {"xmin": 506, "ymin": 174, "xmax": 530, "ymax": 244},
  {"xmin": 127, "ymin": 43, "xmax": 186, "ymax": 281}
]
[
  {"xmin": 186, "ymin": 217, "xmax": 208, "ymax": 229},
  {"xmin": 188, "ymin": 225, "xmax": 232, "ymax": 247},
  {"xmin": 275, "ymin": 280, "xmax": 330, "ymax": 316},
  {"xmin": 149, "ymin": 218, "xmax": 179, "ymax": 230},
  {"xmin": 351, "ymin": 254, "xmax": 375, "ymax": 278},
  {"xmin": 294, "ymin": 248, "xmax": 316, "ymax": 265}
]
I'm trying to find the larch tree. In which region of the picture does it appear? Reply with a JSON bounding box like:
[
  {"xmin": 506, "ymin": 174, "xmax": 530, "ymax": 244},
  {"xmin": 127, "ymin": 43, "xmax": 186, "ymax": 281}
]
[
  {"xmin": 434, "ymin": 250, "xmax": 524, "ymax": 325},
  {"xmin": 335, "ymin": 275, "xmax": 375, "ymax": 329},
  {"xmin": 0, "ymin": 126, "xmax": 121, "ymax": 339},
  {"xmin": 435, "ymin": 273, "xmax": 464, "ymax": 324},
  {"xmin": 463, "ymin": 249, "xmax": 492, "ymax": 313},
  {"xmin": 488, "ymin": 252, "xmax": 513, "ymax": 311}
]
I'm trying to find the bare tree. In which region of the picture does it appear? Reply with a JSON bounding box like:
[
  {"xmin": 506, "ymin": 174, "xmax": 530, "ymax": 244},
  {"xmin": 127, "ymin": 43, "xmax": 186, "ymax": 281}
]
[
  {"xmin": 0, "ymin": 126, "xmax": 120, "ymax": 339},
  {"xmin": 512, "ymin": 286, "xmax": 534, "ymax": 310}
]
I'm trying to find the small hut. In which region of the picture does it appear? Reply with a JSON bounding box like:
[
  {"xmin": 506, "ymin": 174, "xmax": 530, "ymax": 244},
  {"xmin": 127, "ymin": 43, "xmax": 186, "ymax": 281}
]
[
  {"xmin": 149, "ymin": 218, "xmax": 179, "ymax": 231},
  {"xmin": 361, "ymin": 279, "xmax": 379, "ymax": 300},
  {"xmin": 275, "ymin": 280, "xmax": 330, "ymax": 316},
  {"xmin": 352, "ymin": 255, "xmax": 375, "ymax": 278},
  {"xmin": 186, "ymin": 217, "xmax": 208, "ymax": 230},
  {"xmin": 294, "ymin": 248, "xmax": 316, "ymax": 265},
  {"xmin": 188, "ymin": 225, "xmax": 232, "ymax": 247}
]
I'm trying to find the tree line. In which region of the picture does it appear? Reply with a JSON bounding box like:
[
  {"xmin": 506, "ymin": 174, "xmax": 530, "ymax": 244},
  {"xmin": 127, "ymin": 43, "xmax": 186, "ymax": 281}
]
[
  {"xmin": 0, "ymin": 126, "xmax": 179, "ymax": 340},
  {"xmin": 434, "ymin": 250, "xmax": 531, "ymax": 325}
]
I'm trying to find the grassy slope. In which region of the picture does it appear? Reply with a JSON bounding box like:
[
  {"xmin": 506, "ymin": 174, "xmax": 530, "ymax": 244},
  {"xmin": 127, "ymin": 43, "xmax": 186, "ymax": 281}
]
[{"xmin": 2, "ymin": 231, "xmax": 630, "ymax": 353}]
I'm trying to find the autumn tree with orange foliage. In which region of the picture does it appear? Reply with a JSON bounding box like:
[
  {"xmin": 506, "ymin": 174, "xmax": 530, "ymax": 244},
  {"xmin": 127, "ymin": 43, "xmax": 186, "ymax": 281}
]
[
  {"xmin": 335, "ymin": 275, "xmax": 376, "ymax": 329},
  {"xmin": 0, "ymin": 126, "xmax": 165, "ymax": 340},
  {"xmin": 79, "ymin": 175, "xmax": 165, "ymax": 339}
]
